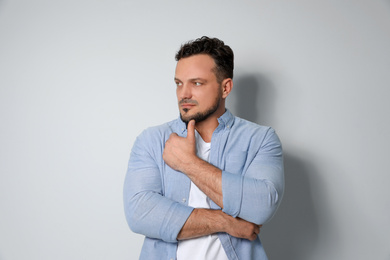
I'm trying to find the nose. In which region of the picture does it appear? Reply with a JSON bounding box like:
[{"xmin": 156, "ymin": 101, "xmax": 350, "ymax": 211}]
[{"xmin": 178, "ymin": 83, "xmax": 192, "ymax": 100}]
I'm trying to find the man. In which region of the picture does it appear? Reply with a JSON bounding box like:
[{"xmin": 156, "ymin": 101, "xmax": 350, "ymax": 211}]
[{"xmin": 123, "ymin": 36, "xmax": 284, "ymax": 260}]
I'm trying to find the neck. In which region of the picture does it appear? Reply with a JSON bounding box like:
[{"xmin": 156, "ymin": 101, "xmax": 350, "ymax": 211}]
[{"xmin": 195, "ymin": 106, "xmax": 226, "ymax": 143}]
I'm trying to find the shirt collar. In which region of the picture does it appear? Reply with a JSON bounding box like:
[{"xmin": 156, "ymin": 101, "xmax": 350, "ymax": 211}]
[{"xmin": 217, "ymin": 109, "xmax": 235, "ymax": 129}]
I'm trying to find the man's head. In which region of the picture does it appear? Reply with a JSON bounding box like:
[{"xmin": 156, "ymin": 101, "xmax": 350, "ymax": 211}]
[
  {"xmin": 174, "ymin": 37, "xmax": 234, "ymax": 124},
  {"xmin": 175, "ymin": 36, "xmax": 234, "ymax": 84}
]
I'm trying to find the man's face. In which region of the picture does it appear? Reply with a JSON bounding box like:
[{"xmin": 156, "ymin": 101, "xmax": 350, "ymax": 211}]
[{"xmin": 174, "ymin": 54, "xmax": 223, "ymax": 124}]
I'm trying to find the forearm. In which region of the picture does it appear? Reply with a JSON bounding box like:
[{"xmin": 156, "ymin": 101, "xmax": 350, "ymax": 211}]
[
  {"xmin": 182, "ymin": 157, "xmax": 224, "ymax": 208},
  {"xmin": 177, "ymin": 208, "xmax": 260, "ymax": 241},
  {"xmin": 177, "ymin": 208, "xmax": 224, "ymax": 240}
]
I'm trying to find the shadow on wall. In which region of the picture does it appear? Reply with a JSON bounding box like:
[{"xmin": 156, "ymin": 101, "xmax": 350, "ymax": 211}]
[
  {"xmin": 262, "ymin": 154, "xmax": 319, "ymax": 259},
  {"xmin": 229, "ymin": 75, "xmax": 276, "ymax": 126},
  {"xmin": 230, "ymin": 74, "xmax": 319, "ymax": 260}
]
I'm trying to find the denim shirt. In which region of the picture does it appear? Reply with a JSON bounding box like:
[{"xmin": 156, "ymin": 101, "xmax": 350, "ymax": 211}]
[{"xmin": 123, "ymin": 110, "xmax": 284, "ymax": 260}]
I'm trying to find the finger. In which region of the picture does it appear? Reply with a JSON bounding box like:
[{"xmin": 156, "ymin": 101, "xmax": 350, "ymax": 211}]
[
  {"xmin": 250, "ymin": 233, "xmax": 258, "ymax": 241},
  {"xmin": 186, "ymin": 120, "xmax": 196, "ymax": 143},
  {"xmin": 254, "ymin": 226, "xmax": 260, "ymax": 234}
]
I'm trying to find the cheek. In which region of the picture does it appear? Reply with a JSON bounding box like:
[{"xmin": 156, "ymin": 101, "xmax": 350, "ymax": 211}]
[{"xmin": 201, "ymin": 93, "xmax": 218, "ymax": 106}]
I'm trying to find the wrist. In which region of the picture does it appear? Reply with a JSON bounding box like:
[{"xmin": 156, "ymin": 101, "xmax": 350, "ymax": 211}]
[
  {"xmin": 181, "ymin": 155, "xmax": 203, "ymax": 175},
  {"xmin": 215, "ymin": 210, "xmax": 230, "ymax": 233}
]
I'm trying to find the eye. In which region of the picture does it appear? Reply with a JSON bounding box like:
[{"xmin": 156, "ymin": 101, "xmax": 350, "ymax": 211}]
[
  {"xmin": 175, "ymin": 81, "xmax": 183, "ymax": 86},
  {"xmin": 194, "ymin": 82, "xmax": 202, "ymax": 86}
]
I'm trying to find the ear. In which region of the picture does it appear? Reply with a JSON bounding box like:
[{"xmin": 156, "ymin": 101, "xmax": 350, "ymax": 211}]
[{"xmin": 221, "ymin": 78, "xmax": 233, "ymax": 98}]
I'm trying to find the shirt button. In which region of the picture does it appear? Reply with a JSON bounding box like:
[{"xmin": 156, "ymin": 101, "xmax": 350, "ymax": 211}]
[{"xmin": 182, "ymin": 198, "xmax": 186, "ymax": 203}]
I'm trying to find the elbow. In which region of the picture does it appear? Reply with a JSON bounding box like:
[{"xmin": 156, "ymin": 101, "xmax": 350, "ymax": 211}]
[
  {"xmin": 124, "ymin": 200, "xmax": 155, "ymax": 236},
  {"xmin": 123, "ymin": 191, "xmax": 147, "ymax": 235},
  {"xmin": 256, "ymin": 181, "xmax": 283, "ymax": 224},
  {"xmin": 266, "ymin": 179, "xmax": 282, "ymax": 207},
  {"xmin": 241, "ymin": 180, "xmax": 283, "ymax": 225},
  {"xmin": 254, "ymin": 203, "xmax": 280, "ymax": 225},
  {"xmin": 124, "ymin": 199, "xmax": 139, "ymax": 233},
  {"xmin": 125, "ymin": 207, "xmax": 141, "ymax": 234}
]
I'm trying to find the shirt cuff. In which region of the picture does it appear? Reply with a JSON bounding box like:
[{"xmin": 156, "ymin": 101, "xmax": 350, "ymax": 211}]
[
  {"xmin": 221, "ymin": 170, "xmax": 243, "ymax": 217},
  {"xmin": 160, "ymin": 203, "xmax": 194, "ymax": 243}
]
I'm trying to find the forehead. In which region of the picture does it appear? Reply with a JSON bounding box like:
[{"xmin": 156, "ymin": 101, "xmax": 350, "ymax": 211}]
[{"xmin": 175, "ymin": 54, "xmax": 217, "ymax": 80}]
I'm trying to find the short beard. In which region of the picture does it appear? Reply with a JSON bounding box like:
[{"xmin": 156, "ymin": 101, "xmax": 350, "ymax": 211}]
[{"xmin": 180, "ymin": 96, "xmax": 221, "ymax": 125}]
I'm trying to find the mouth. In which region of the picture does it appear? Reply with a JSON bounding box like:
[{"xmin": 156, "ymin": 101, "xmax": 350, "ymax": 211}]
[
  {"xmin": 179, "ymin": 100, "xmax": 197, "ymax": 112},
  {"xmin": 181, "ymin": 103, "xmax": 195, "ymax": 109},
  {"xmin": 181, "ymin": 104, "xmax": 195, "ymax": 113}
]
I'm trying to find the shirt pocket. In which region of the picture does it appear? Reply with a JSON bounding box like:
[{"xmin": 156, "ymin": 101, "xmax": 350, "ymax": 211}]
[{"xmin": 225, "ymin": 151, "xmax": 248, "ymax": 174}]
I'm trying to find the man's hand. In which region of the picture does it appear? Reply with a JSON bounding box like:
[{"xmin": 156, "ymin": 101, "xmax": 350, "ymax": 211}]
[
  {"xmin": 164, "ymin": 119, "xmax": 224, "ymax": 207},
  {"xmin": 163, "ymin": 120, "xmax": 197, "ymax": 172},
  {"xmin": 225, "ymin": 215, "xmax": 262, "ymax": 241}
]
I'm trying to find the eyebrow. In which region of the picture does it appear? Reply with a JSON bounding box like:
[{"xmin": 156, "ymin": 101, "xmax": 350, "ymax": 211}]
[
  {"xmin": 174, "ymin": 77, "xmax": 207, "ymax": 82},
  {"xmin": 190, "ymin": 78, "xmax": 206, "ymax": 82}
]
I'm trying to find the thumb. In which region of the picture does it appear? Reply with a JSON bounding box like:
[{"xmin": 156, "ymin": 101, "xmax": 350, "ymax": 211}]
[{"xmin": 186, "ymin": 120, "xmax": 196, "ymax": 143}]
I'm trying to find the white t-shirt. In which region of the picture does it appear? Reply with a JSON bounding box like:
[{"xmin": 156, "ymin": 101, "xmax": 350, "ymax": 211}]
[{"xmin": 176, "ymin": 131, "xmax": 228, "ymax": 260}]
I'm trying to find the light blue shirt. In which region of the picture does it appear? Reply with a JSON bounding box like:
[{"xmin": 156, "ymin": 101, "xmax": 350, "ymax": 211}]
[{"xmin": 123, "ymin": 110, "xmax": 284, "ymax": 260}]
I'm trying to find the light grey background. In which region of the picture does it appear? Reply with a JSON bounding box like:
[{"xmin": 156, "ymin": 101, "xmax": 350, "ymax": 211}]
[{"xmin": 1, "ymin": 1, "xmax": 389, "ymax": 259}]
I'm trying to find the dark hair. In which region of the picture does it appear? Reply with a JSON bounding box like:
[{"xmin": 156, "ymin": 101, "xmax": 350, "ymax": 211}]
[{"xmin": 175, "ymin": 36, "xmax": 234, "ymax": 83}]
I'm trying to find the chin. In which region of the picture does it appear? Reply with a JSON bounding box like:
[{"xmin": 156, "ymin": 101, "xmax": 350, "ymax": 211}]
[
  {"xmin": 180, "ymin": 99, "xmax": 220, "ymax": 124},
  {"xmin": 180, "ymin": 113, "xmax": 193, "ymax": 123},
  {"xmin": 180, "ymin": 109, "xmax": 196, "ymax": 121}
]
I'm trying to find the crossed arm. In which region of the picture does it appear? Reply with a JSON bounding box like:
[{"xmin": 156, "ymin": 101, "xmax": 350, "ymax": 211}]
[
  {"xmin": 124, "ymin": 120, "xmax": 283, "ymax": 242},
  {"xmin": 176, "ymin": 208, "xmax": 261, "ymax": 241},
  {"xmin": 163, "ymin": 120, "xmax": 282, "ymax": 240},
  {"xmin": 162, "ymin": 121, "xmax": 255, "ymax": 240}
]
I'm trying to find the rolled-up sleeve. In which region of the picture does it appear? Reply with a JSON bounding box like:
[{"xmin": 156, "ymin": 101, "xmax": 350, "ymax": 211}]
[
  {"xmin": 123, "ymin": 131, "xmax": 194, "ymax": 243},
  {"xmin": 222, "ymin": 128, "xmax": 284, "ymax": 225}
]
